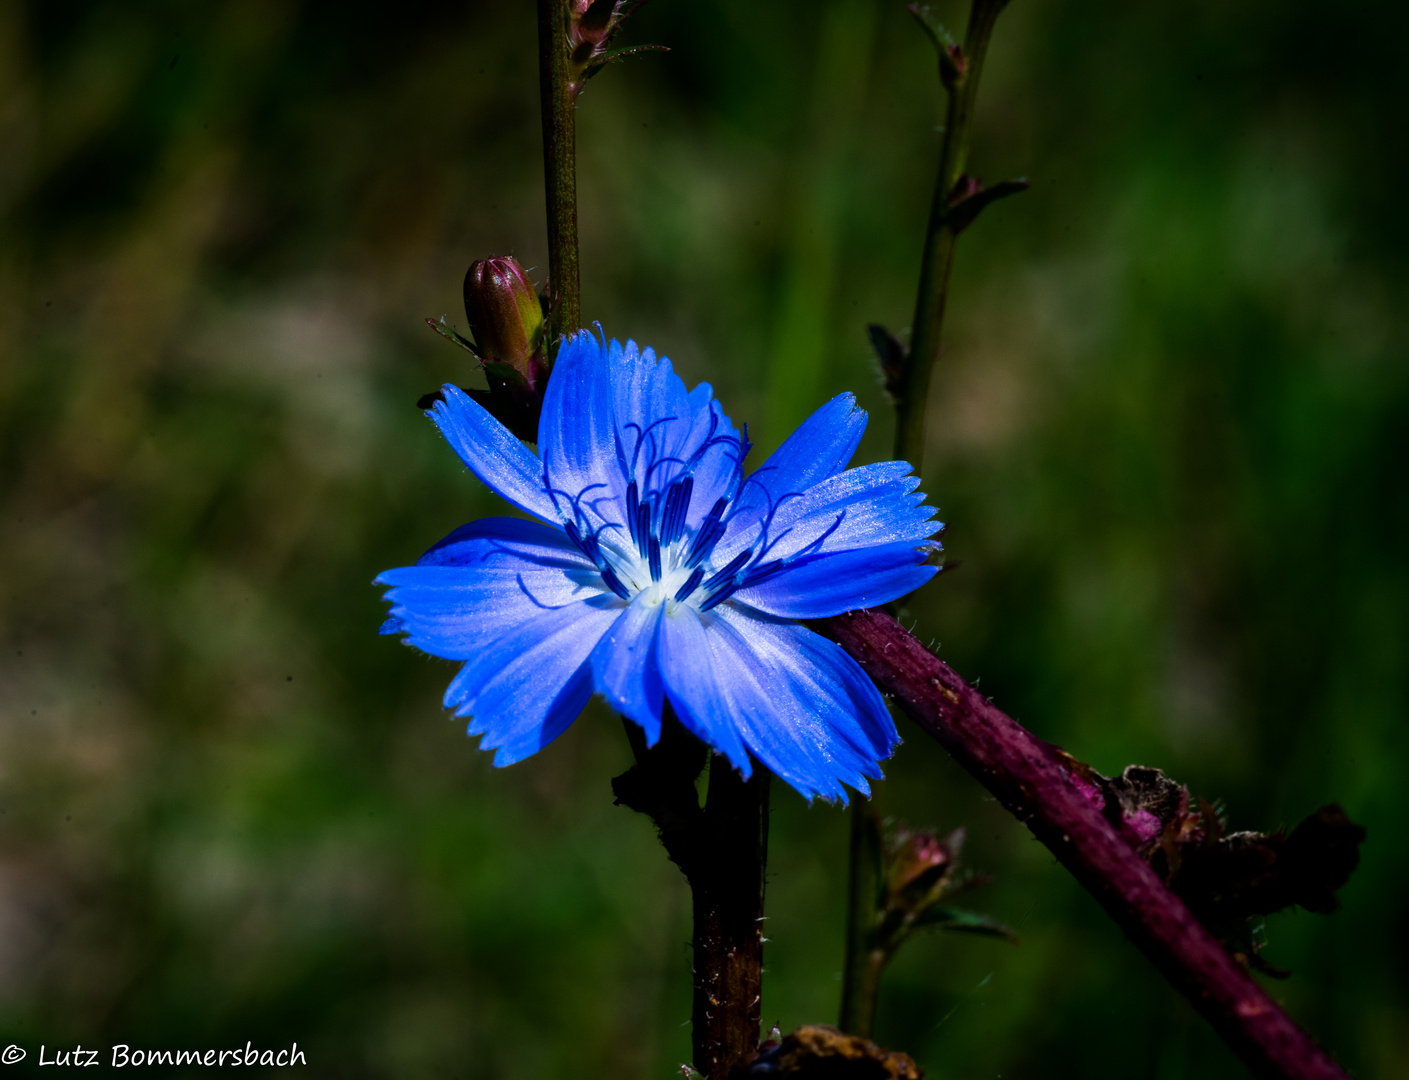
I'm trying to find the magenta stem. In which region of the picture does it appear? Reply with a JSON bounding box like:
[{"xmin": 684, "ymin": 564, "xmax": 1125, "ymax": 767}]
[{"xmin": 824, "ymin": 608, "xmax": 1349, "ymax": 1080}]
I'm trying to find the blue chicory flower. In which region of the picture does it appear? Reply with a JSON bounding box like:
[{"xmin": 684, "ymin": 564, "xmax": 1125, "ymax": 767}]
[{"xmin": 376, "ymin": 331, "xmax": 942, "ymax": 801}]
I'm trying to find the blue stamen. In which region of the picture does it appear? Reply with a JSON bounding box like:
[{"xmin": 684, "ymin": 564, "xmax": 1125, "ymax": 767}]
[
  {"xmin": 600, "ymin": 566, "xmax": 631, "ymax": 599},
  {"xmin": 741, "ymin": 559, "xmax": 783, "ymax": 588},
  {"xmin": 625, "ymin": 482, "xmax": 640, "ymax": 548},
  {"xmin": 648, "ymin": 537, "xmax": 662, "ymax": 582},
  {"xmin": 704, "ymin": 549, "xmax": 752, "ymax": 593},
  {"xmin": 687, "ymin": 520, "xmax": 724, "ymax": 569},
  {"xmin": 563, "ymin": 521, "xmax": 598, "ymax": 564},
  {"xmin": 636, "ymin": 499, "xmax": 652, "ymax": 558},
  {"xmin": 661, "ymin": 477, "xmax": 693, "ymax": 546},
  {"xmin": 674, "ymin": 567, "xmax": 705, "ymax": 602},
  {"xmin": 685, "ymin": 498, "xmax": 729, "ymax": 568},
  {"xmin": 643, "ymin": 453, "xmax": 688, "ymax": 491},
  {"xmin": 700, "ymin": 579, "xmax": 741, "ymax": 612},
  {"xmin": 678, "ymin": 412, "xmax": 720, "ymax": 479},
  {"xmin": 624, "ymin": 415, "xmax": 677, "ymax": 472},
  {"xmin": 787, "ymin": 511, "xmax": 845, "ymax": 561}
]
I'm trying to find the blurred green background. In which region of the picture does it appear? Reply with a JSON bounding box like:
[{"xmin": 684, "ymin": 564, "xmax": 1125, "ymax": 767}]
[{"xmin": 1, "ymin": 0, "xmax": 1405, "ymax": 1076}]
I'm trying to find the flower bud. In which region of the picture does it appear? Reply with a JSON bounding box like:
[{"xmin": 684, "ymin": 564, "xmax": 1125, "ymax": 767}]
[
  {"xmin": 463, "ymin": 257, "xmax": 547, "ymax": 384},
  {"xmin": 886, "ymin": 826, "xmax": 958, "ymax": 906},
  {"xmin": 454, "ymin": 257, "xmax": 550, "ymax": 442}
]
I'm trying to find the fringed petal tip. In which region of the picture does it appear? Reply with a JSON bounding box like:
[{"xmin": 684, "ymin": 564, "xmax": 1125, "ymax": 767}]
[{"xmin": 697, "ymin": 744, "xmax": 883, "ymax": 806}]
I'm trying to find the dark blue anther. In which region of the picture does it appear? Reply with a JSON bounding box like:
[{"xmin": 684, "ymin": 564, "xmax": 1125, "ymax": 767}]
[
  {"xmin": 636, "ymin": 500, "xmax": 652, "ymax": 559},
  {"xmin": 741, "ymin": 559, "xmax": 783, "ymax": 589},
  {"xmin": 700, "ymin": 579, "xmax": 741, "ymax": 612},
  {"xmin": 648, "ymin": 537, "xmax": 662, "ymax": 582},
  {"xmin": 600, "ymin": 566, "xmax": 631, "ymax": 599},
  {"xmin": 684, "ymin": 520, "xmax": 724, "ymax": 569},
  {"xmin": 673, "ymin": 567, "xmax": 705, "ymax": 602},
  {"xmin": 563, "ymin": 521, "xmax": 598, "ymax": 565},
  {"xmin": 625, "ymin": 482, "xmax": 640, "ymax": 548},
  {"xmin": 661, "ymin": 476, "xmax": 693, "ymax": 546},
  {"xmin": 685, "ymin": 498, "xmax": 729, "ymax": 568},
  {"xmin": 703, "ymin": 549, "xmax": 752, "ymax": 593}
]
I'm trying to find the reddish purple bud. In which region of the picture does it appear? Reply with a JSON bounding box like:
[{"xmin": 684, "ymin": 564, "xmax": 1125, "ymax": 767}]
[
  {"xmin": 942, "ymin": 42, "xmax": 968, "ymax": 85},
  {"xmin": 455, "ymin": 256, "xmax": 550, "ymax": 442},
  {"xmin": 886, "ymin": 825, "xmax": 959, "ymax": 904},
  {"xmin": 463, "ymin": 256, "xmax": 548, "ymax": 389},
  {"xmin": 574, "ymin": 0, "xmax": 615, "ymax": 48}
]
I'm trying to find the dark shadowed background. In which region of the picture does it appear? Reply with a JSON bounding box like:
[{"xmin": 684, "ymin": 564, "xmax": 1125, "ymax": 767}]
[{"xmin": 1, "ymin": 0, "xmax": 1405, "ymax": 1076}]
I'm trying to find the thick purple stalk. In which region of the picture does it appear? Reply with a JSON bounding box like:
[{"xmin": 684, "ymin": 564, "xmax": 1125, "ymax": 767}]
[{"xmin": 823, "ymin": 608, "xmax": 1350, "ymax": 1080}]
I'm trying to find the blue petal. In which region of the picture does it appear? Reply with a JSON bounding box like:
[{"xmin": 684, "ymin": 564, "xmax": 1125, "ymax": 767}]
[
  {"xmin": 427, "ymin": 385, "xmax": 557, "ymax": 523},
  {"xmin": 538, "ymin": 330, "xmax": 617, "ymax": 513},
  {"xmin": 590, "ymin": 593, "xmax": 666, "ymax": 745},
  {"xmin": 611, "ymin": 340, "xmax": 691, "ymax": 459},
  {"xmin": 719, "ymin": 605, "xmax": 896, "ymax": 795},
  {"xmin": 733, "ymin": 541, "xmax": 937, "ymax": 618},
  {"xmin": 376, "ymin": 518, "xmax": 601, "ymax": 660},
  {"xmin": 730, "ymin": 393, "xmax": 866, "ymax": 525},
  {"xmin": 414, "ymin": 516, "xmax": 587, "ymax": 569},
  {"xmin": 608, "ymin": 341, "xmax": 743, "ymax": 529},
  {"xmin": 444, "ymin": 596, "xmax": 621, "ymax": 766},
  {"xmin": 714, "ymin": 461, "xmax": 940, "ymax": 568},
  {"xmin": 677, "ymin": 388, "xmax": 747, "ymax": 531},
  {"xmin": 660, "ymin": 604, "xmax": 898, "ymax": 801},
  {"xmin": 657, "ymin": 605, "xmax": 753, "ymax": 777}
]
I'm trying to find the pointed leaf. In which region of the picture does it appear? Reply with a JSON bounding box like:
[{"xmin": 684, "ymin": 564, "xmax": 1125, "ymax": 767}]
[
  {"xmin": 867, "ymin": 323, "xmax": 907, "ymax": 400},
  {"xmin": 914, "ymin": 905, "xmax": 1018, "ymax": 943},
  {"xmin": 948, "ymin": 178, "xmax": 1029, "ymax": 234},
  {"xmin": 907, "ymin": 4, "xmax": 966, "ymax": 86},
  {"xmin": 906, "ymin": 3, "xmax": 956, "ymax": 51},
  {"xmin": 583, "ymin": 43, "xmax": 670, "ymax": 81},
  {"xmin": 426, "ymin": 316, "xmax": 481, "ymax": 357}
]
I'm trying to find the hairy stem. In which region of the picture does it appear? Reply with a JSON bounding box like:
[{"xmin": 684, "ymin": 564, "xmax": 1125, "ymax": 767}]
[
  {"xmin": 825, "ymin": 609, "xmax": 1350, "ymax": 1080},
  {"xmin": 895, "ymin": 0, "xmax": 1008, "ymax": 471},
  {"xmin": 536, "ymin": 0, "xmax": 581, "ymax": 342},
  {"xmin": 693, "ymin": 755, "xmax": 771, "ymax": 1078},
  {"xmin": 613, "ymin": 719, "xmax": 770, "ymax": 1079}
]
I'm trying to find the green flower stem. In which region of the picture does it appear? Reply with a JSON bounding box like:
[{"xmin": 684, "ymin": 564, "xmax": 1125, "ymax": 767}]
[
  {"xmin": 838, "ymin": 805, "xmax": 885, "ymax": 1038},
  {"xmin": 894, "ymin": 0, "xmax": 1010, "ymax": 472},
  {"xmin": 537, "ymin": 0, "xmax": 581, "ymax": 343},
  {"xmin": 842, "ymin": 0, "xmax": 1012, "ymax": 1039}
]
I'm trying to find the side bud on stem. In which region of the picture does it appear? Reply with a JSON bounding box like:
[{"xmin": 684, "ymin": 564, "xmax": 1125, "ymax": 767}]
[
  {"xmin": 422, "ymin": 256, "xmax": 550, "ymax": 442},
  {"xmin": 840, "ymin": 809, "xmax": 1014, "ymax": 1039},
  {"xmin": 564, "ymin": 0, "xmax": 667, "ymax": 99},
  {"xmin": 464, "ymin": 257, "xmax": 547, "ymax": 371},
  {"xmin": 463, "ymin": 257, "xmax": 550, "ymax": 442}
]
